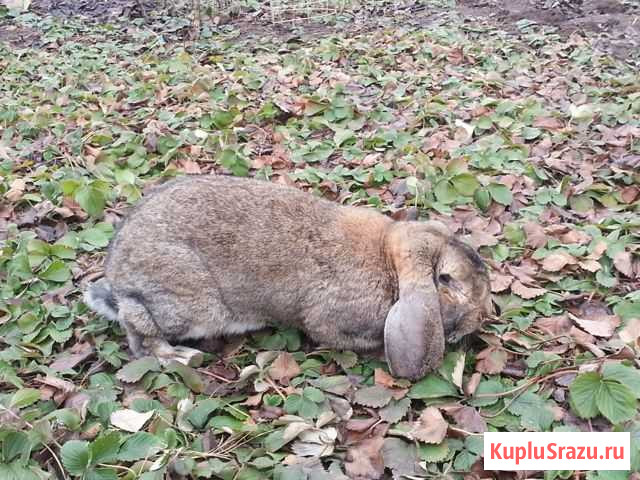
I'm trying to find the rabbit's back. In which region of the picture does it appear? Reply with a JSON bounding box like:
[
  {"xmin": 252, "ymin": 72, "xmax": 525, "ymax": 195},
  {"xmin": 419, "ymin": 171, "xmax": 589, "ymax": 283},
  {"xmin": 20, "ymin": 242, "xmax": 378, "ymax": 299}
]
[{"xmin": 104, "ymin": 175, "xmax": 396, "ymax": 349}]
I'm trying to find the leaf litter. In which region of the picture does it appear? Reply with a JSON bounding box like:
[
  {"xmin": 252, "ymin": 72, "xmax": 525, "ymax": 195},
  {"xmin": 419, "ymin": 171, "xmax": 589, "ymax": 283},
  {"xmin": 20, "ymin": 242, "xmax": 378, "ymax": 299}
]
[{"xmin": 0, "ymin": 0, "xmax": 639, "ymax": 478}]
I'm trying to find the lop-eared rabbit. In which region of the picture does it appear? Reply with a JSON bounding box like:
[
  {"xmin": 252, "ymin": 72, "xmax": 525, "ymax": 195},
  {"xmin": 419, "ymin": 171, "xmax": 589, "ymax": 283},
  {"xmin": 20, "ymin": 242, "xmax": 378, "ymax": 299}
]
[{"xmin": 85, "ymin": 175, "xmax": 491, "ymax": 380}]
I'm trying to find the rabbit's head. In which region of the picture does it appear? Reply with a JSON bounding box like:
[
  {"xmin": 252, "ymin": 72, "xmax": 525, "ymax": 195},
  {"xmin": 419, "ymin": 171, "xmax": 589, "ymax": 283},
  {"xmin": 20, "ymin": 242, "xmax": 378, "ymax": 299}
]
[{"xmin": 383, "ymin": 221, "xmax": 492, "ymax": 380}]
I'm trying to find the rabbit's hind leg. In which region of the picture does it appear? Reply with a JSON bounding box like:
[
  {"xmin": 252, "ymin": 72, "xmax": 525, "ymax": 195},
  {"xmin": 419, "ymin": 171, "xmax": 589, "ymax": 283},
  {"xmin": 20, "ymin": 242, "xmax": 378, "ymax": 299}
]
[{"xmin": 118, "ymin": 296, "xmax": 204, "ymax": 367}]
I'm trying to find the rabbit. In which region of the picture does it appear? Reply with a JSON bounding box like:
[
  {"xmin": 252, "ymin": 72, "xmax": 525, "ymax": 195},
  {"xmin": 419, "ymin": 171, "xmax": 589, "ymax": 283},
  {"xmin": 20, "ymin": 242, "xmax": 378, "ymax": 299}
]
[{"xmin": 84, "ymin": 175, "xmax": 492, "ymax": 380}]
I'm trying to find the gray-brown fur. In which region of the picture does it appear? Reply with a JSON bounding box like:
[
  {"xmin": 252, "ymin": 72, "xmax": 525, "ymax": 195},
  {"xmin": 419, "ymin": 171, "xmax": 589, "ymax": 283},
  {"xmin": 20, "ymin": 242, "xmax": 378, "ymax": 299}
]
[{"xmin": 84, "ymin": 175, "xmax": 491, "ymax": 379}]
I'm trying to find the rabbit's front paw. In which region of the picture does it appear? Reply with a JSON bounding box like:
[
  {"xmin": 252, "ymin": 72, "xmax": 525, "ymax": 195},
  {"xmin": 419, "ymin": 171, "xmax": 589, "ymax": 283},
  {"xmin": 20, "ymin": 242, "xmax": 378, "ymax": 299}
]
[{"xmin": 144, "ymin": 338, "xmax": 204, "ymax": 367}]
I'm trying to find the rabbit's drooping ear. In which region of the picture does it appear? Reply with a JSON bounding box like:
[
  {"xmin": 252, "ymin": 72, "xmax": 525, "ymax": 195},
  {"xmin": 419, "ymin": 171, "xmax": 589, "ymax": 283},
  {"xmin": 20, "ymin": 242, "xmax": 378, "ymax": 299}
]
[
  {"xmin": 384, "ymin": 289, "xmax": 445, "ymax": 380},
  {"xmin": 383, "ymin": 222, "xmax": 448, "ymax": 380}
]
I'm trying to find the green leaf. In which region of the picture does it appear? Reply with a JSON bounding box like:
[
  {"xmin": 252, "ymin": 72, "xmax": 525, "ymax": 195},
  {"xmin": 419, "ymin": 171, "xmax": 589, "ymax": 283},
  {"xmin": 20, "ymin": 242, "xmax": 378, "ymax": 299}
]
[
  {"xmin": 521, "ymin": 126, "xmax": 541, "ymax": 140},
  {"xmin": 595, "ymin": 380, "xmax": 637, "ymax": 425},
  {"xmin": 408, "ymin": 374, "xmax": 458, "ymax": 399},
  {"xmin": 116, "ymin": 356, "xmax": 160, "ymax": 383},
  {"xmin": 569, "ymin": 372, "xmax": 600, "ymax": 419},
  {"xmin": 75, "ymin": 185, "xmax": 106, "ymax": 217},
  {"xmin": 474, "ymin": 187, "xmax": 491, "ymax": 211},
  {"xmin": 89, "ymin": 432, "xmax": 120, "ymax": 465},
  {"xmin": 508, "ymin": 391, "xmax": 554, "ymax": 431},
  {"xmin": 488, "ymin": 183, "xmax": 513, "ymax": 206},
  {"xmin": 2, "ymin": 431, "xmax": 31, "ymax": 463},
  {"xmin": 218, "ymin": 149, "xmax": 249, "ymax": 177},
  {"xmin": 209, "ymin": 415, "xmax": 250, "ymax": 432},
  {"xmin": 61, "ymin": 440, "xmax": 91, "ymax": 475},
  {"xmin": 264, "ymin": 429, "xmax": 288, "ymax": 452},
  {"xmin": 309, "ymin": 375, "xmax": 351, "ymax": 395},
  {"xmin": 10, "ymin": 388, "xmax": 41, "ymax": 409},
  {"xmin": 417, "ymin": 441, "xmax": 449, "ymax": 463},
  {"xmin": 379, "ymin": 398, "xmax": 411, "ymax": 424},
  {"xmin": 187, "ymin": 398, "xmax": 222, "ymax": 429},
  {"xmin": 469, "ymin": 379, "xmax": 505, "ymax": 407},
  {"xmin": 86, "ymin": 468, "xmax": 118, "ymax": 480},
  {"xmin": 118, "ymin": 432, "xmax": 164, "ymax": 462},
  {"xmin": 333, "ymin": 128, "xmax": 355, "ymax": 147},
  {"xmin": 451, "ymin": 173, "xmax": 479, "ymax": 196},
  {"xmin": 297, "ymin": 398, "xmax": 320, "ymax": 419},
  {"xmin": 331, "ymin": 351, "xmax": 358, "ymax": 369},
  {"xmin": 302, "ymin": 386, "xmax": 325, "ymax": 403},
  {"xmin": 433, "ymin": 180, "xmax": 457, "ymax": 204},
  {"xmin": 39, "ymin": 260, "xmax": 71, "ymax": 282},
  {"xmin": 354, "ymin": 385, "xmax": 393, "ymax": 407},
  {"xmin": 166, "ymin": 362, "xmax": 204, "ymax": 393},
  {"xmin": 602, "ymin": 363, "xmax": 640, "ymax": 398}
]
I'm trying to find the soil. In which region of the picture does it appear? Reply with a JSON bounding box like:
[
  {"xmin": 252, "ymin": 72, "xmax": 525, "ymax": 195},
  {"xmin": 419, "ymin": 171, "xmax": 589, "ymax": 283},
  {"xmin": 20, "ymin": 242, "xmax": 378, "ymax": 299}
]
[
  {"xmin": 457, "ymin": 0, "xmax": 640, "ymax": 60},
  {"xmin": 1, "ymin": 0, "xmax": 639, "ymax": 61}
]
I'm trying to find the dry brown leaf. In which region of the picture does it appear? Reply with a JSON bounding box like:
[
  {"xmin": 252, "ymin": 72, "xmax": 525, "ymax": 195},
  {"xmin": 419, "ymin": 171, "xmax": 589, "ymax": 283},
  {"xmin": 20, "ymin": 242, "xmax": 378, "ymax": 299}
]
[
  {"xmin": 5, "ymin": 178, "xmax": 26, "ymax": 202},
  {"xmin": 620, "ymin": 186, "xmax": 639, "ymax": 204},
  {"xmin": 475, "ymin": 347, "xmax": 507, "ymax": 374},
  {"xmin": 490, "ymin": 271, "xmax": 513, "ymax": 293},
  {"xmin": 579, "ymin": 259, "xmax": 601, "ymax": 272},
  {"xmin": 374, "ymin": 368, "xmax": 397, "ymax": 388},
  {"xmin": 465, "ymin": 372, "xmax": 482, "ymax": 397},
  {"xmin": 569, "ymin": 326, "xmax": 596, "ymax": 346},
  {"xmin": 534, "ymin": 314, "xmax": 573, "ymax": 336},
  {"xmin": 572, "ymin": 314, "xmax": 620, "ymax": 338},
  {"xmin": 541, "ymin": 252, "xmax": 576, "ymax": 272},
  {"xmin": 410, "ymin": 407, "xmax": 448, "ymax": 444},
  {"xmin": 613, "ymin": 251, "xmax": 633, "ymax": 277},
  {"xmin": 511, "ymin": 280, "xmax": 546, "ymax": 299},
  {"xmin": 587, "ymin": 240, "xmax": 608, "ymax": 260},
  {"xmin": 441, "ymin": 405, "xmax": 487, "ymax": 433},
  {"xmin": 559, "ymin": 229, "xmax": 591, "ymax": 245},
  {"xmin": 523, "ymin": 222, "xmax": 548, "ymax": 248},
  {"xmin": 49, "ymin": 343, "xmax": 94, "ymax": 372},
  {"xmin": 533, "ymin": 116, "xmax": 564, "ymax": 130},
  {"xmin": 618, "ymin": 318, "xmax": 640, "ymax": 346},
  {"xmin": 268, "ymin": 352, "xmax": 301, "ymax": 384},
  {"xmin": 344, "ymin": 429, "xmax": 385, "ymax": 480},
  {"xmin": 508, "ymin": 261, "xmax": 538, "ymax": 284}
]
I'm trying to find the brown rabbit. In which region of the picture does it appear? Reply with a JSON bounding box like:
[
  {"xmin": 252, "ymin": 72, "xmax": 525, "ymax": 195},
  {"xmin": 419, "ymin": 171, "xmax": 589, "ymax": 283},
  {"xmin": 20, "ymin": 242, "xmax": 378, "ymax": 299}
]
[{"xmin": 85, "ymin": 175, "xmax": 491, "ymax": 380}]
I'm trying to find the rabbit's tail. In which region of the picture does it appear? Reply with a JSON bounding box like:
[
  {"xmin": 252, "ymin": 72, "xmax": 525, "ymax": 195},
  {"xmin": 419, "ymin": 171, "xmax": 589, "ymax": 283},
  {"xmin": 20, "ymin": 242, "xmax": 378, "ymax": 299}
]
[{"xmin": 84, "ymin": 278, "xmax": 119, "ymax": 321}]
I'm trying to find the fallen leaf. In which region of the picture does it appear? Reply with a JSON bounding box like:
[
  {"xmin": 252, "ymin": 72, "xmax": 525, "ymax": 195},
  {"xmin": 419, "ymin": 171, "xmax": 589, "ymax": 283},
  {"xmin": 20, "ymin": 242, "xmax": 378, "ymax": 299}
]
[
  {"xmin": 533, "ymin": 116, "xmax": 564, "ymax": 130},
  {"xmin": 475, "ymin": 347, "xmax": 507, "ymax": 374},
  {"xmin": 374, "ymin": 369, "xmax": 397, "ymax": 388},
  {"xmin": 451, "ymin": 352, "xmax": 465, "ymax": 390},
  {"xmin": 490, "ymin": 271, "xmax": 513, "ymax": 293},
  {"xmin": 410, "ymin": 407, "xmax": 448, "ymax": 444},
  {"xmin": 382, "ymin": 437, "xmax": 425, "ymax": 477},
  {"xmin": 618, "ymin": 318, "xmax": 640, "ymax": 346},
  {"xmin": 354, "ymin": 385, "xmax": 393, "ymax": 408},
  {"xmin": 465, "ymin": 373, "xmax": 482, "ymax": 397},
  {"xmin": 441, "ymin": 405, "xmax": 487, "ymax": 433},
  {"xmin": 379, "ymin": 398, "xmax": 411, "ymax": 424},
  {"xmin": 5, "ymin": 179, "xmax": 26, "ymax": 202},
  {"xmin": 571, "ymin": 314, "xmax": 620, "ymax": 338},
  {"xmin": 344, "ymin": 428, "xmax": 385, "ymax": 479},
  {"xmin": 579, "ymin": 259, "xmax": 601, "ymax": 272},
  {"xmin": 292, "ymin": 427, "xmax": 337, "ymax": 457},
  {"xmin": 613, "ymin": 251, "xmax": 633, "ymax": 277},
  {"xmin": 542, "ymin": 252, "xmax": 576, "ymax": 272},
  {"xmin": 49, "ymin": 343, "xmax": 94, "ymax": 371},
  {"xmin": 523, "ymin": 222, "xmax": 548, "ymax": 248},
  {"xmin": 269, "ymin": 352, "xmax": 301, "ymax": 384},
  {"xmin": 620, "ymin": 186, "xmax": 639, "ymax": 204},
  {"xmin": 110, "ymin": 409, "xmax": 154, "ymax": 432},
  {"xmin": 511, "ymin": 280, "xmax": 546, "ymax": 299}
]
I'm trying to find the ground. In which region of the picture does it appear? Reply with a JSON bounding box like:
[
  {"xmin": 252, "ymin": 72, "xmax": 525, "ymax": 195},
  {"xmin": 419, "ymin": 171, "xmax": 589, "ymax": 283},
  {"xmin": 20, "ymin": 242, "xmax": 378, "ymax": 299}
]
[{"xmin": 0, "ymin": 1, "xmax": 639, "ymax": 479}]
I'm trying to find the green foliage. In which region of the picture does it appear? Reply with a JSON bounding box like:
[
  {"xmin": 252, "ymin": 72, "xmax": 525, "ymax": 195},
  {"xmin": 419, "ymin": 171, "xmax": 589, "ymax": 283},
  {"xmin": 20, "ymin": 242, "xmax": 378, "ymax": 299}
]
[{"xmin": 1, "ymin": 3, "xmax": 639, "ymax": 478}]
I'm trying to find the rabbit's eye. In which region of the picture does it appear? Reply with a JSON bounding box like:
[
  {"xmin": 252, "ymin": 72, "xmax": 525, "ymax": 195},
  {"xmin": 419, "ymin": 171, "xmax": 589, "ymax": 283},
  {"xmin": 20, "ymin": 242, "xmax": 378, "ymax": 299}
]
[{"xmin": 438, "ymin": 273, "xmax": 453, "ymax": 286}]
